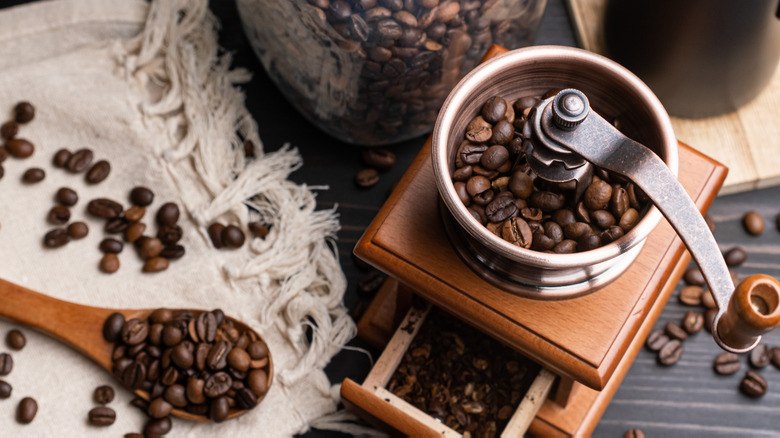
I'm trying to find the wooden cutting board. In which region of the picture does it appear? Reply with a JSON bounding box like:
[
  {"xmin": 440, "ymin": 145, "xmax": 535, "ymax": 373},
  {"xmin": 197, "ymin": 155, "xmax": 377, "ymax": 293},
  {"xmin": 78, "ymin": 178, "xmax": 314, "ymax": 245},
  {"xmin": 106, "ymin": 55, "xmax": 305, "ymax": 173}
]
[{"xmin": 565, "ymin": 0, "xmax": 780, "ymax": 194}]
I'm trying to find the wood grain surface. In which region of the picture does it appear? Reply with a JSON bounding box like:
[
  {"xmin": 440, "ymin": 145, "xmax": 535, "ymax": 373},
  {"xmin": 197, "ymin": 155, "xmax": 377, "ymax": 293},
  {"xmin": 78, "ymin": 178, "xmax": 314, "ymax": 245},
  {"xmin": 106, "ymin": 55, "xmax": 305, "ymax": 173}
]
[{"xmin": 566, "ymin": 0, "xmax": 780, "ymax": 195}]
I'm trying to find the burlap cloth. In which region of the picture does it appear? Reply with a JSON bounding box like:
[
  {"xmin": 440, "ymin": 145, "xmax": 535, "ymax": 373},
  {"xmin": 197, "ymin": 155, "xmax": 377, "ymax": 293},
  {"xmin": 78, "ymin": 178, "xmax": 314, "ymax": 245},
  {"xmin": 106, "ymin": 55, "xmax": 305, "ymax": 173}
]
[{"xmin": 0, "ymin": 0, "xmax": 363, "ymax": 435}]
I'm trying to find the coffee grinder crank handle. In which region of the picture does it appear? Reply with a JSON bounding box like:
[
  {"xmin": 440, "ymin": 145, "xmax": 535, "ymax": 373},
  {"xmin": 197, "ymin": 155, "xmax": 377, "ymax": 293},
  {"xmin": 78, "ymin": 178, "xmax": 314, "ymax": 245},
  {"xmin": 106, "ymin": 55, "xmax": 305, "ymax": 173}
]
[{"xmin": 530, "ymin": 89, "xmax": 780, "ymax": 353}]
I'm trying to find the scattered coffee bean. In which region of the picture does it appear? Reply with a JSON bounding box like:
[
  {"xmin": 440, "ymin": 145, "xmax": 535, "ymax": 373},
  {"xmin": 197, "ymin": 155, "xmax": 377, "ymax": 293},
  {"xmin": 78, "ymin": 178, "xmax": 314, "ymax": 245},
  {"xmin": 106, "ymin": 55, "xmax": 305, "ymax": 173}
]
[
  {"xmin": 21, "ymin": 167, "xmax": 45, "ymax": 183},
  {"xmin": 160, "ymin": 244, "xmax": 185, "ymax": 259},
  {"xmin": 645, "ymin": 329, "xmax": 670, "ymax": 351},
  {"xmin": 105, "ymin": 217, "xmax": 130, "ymax": 234},
  {"xmin": 100, "ymin": 253, "xmax": 120, "ymax": 274},
  {"xmin": 156, "ymin": 202, "xmax": 180, "ymax": 226},
  {"xmin": 124, "ymin": 205, "xmax": 145, "ymax": 223},
  {"xmin": 683, "ymin": 267, "xmax": 706, "ymax": 286},
  {"xmin": 713, "ymin": 352, "xmax": 741, "ymax": 375},
  {"xmin": 6, "ymin": 138, "xmax": 34, "ymax": 158},
  {"xmin": 66, "ymin": 148, "xmax": 94, "ymax": 173},
  {"xmin": 664, "ymin": 321, "xmax": 688, "ymax": 341},
  {"xmin": 43, "ymin": 228, "xmax": 70, "ymax": 248},
  {"xmin": 6, "ymin": 329, "xmax": 26, "ymax": 350},
  {"xmin": 355, "ymin": 168, "xmax": 379, "ymax": 188},
  {"xmin": 52, "ymin": 149, "xmax": 71, "ymax": 167},
  {"xmin": 88, "ymin": 406, "xmax": 116, "ymax": 426},
  {"xmin": 14, "ymin": 101, "xmax": 35, "ymax": 124},
  {"xmin": 208, "ymin": 223, "xmax": 225, "ymax": 248},
  {"xmin": 657, "ymin": 339, "xmax": 683, "ymax": 366},
  {"xmin": 139, "ymin": 237, "xmax": 163, "ymax": 259},
  {"xmin": 361, "ymin": 148, "xmax": 396, "ymax": 170},
  {"xmin": 0, "ymin": 380, "xmax": 11, "ymax": 399},
  {"xmin": 749, "ymin": 343, "xmax": 771, "ymax": 368},
  {"xmin": 1, "ymin": 120, "xmax": 18, "ymax": 139},
  {"xmin": 682, "ymin": 311, "xmax": 704, "ymax": 335},
  {"xmin": 148, "ymin": 397, "xmax": 173, "ymax": 418},
  {"xmin": 679, "ymin": 285, "xmax": 703, "ymax": 306},
  {"xmin": 248, "ymin": 221, "xmax": 269, "ymax": 238},
  {"xmin": 723, "ymin": 246, "xmax": 747, "ymax": 267},
  {"xmin": 740, "ymin": 370, "xmax": 767, "ymax": 397},
  {"xmin": 88, "ymin": 198, "xmax": 123, "ymax": 219},
  {"xmin": 143, "ymin": 257, "xmax": 169, "ymax": 273},
  {"xmin": 743, "ymin": 211, "xmax": 764, "ymax": 235},
  {"xmin": 64, "ymin": 222, "xmax": 88, "ymax": 240},
  {"xmin": 47, "ymin": 205, "xmax": 71, "ymax": 225},
  {"xmin": 16, "ymin": 397, "xmax": 38, "ymax": 424},
  {"xmin": 624, "ymin": 429, "xmax": 645, "ymax": 438},
  {"xmin": 129, "ymin": 186, "xmax": 155, "ymax": 207},
  {"xmin": 144, "ymin": 416, "xmax": 172, "ymax": 436},
  {"xmin": 125, "ymin": 222, "xmax": 146, "ymax": 243},
  {"xmin": 86, "ymin": 159, "xmax": 111, "ymax": 183},
  {"xmin": 100, "ymin": 238, "xmax": 124, "ymax": 254},
  {"xmin": 56, "ymin": 187, "xmax": 78, "ymax": 206},
  {"xmin": 221, "ymin": 225, "xmax": 245, "ymax": 248}
]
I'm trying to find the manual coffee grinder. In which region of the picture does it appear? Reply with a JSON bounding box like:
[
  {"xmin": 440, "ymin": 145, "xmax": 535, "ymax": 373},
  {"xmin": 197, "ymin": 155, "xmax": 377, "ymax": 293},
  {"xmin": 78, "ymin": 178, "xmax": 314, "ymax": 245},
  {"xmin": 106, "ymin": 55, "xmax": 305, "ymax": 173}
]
[{"xmin": 342, "ymin": 46, "xmax": 780, "ymax": 437}]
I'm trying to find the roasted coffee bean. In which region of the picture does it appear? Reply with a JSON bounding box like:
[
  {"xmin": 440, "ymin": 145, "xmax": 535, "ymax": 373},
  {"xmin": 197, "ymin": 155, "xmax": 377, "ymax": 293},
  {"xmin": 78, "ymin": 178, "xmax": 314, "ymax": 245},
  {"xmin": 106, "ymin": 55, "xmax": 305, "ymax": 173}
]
[
  {"xmin": 208, "ymin": 223, "xmax": 225, "ymax": 248},
  {"xmin": 490, "ymin": 120, "xmax": 514, "ymax": 145},
  {"xmin": 624, "ymin": 429, "xmax": 645, "ymax": 438},
  {"xmin": 552, "ymin": 239, "xmax": 578, "ymax": 254},
  {"xmin": 64, "ymin": 221, "xmax": 87, "ymax": 240},
  {"xmin": 160, "ymin": 244, "xmax": 185, "ymax": 260},
  {"xmin": 105, "ymin": 217, "xmax": 130, "ymax": 234},
  {"xmin": 682, "ymin": 311, "xmax": 704, "ymax": 334},
  {"xmin": 21, "ymin": 167, "xmax": 45, "ymax": 183},
  {"xmin": 156, "ymin": 202, "xmax": 180, "ymax": 226},
  {"xmin": 361, "ymin": 148, "xmax": 396, "ymax": 170},
  {"xmin": 480, "ymin": 145, "xmax": 509, "ymax": 170},
  {"xmin": 657, "ymin": 339, "xmax": 683, "ymax": 365},
  {"xmin": 355, "ymin": 168, "xmax": 379, "ymax": 188},
  {"xmin": 770, "ymin": 346, "xmax": 780, "ymax": 369},
  {"xmin": 465, "ymin": 117, "xmax": 492, "ymax": 143},
  {"xmin": 501, "ymin": 217, "xmax": 533, "ymax": 248},
  {"xmin": 645, "ymin": 329, "xmax": 670, "ymax": 351},
  {"xmin": 85, "ymin": 159, "xmax": 111, "ymax": 183},
  {"xmin": 228, "ymin": 348, "xmax": 251, "ymax": 372},
  {"xmin": 130, "ymin": 186, "xmax": 154, "ymax": 206},
  {"xmin": 204, "ymin": 372, "xmax": 233, "ymax": 398},
  {"xmin": 56, "ymin": 187, "xmax": 78, "ymax": 206},
  {"xmin": 210, "ymin": 396, "xmax": 230, "ymax": 422},
  {"xmin": 93, "ymin": 384, "xmax": 115, "ymax": 404},
  {"xmin": 683, "ymin": 267, "xmax": 706, "ymax": 286},
  {"xmin": 196, "ymin": 313, "xmax": 218, "ymax": 343},
  {"xmin": 144, "ymin": 416, "xmax": 172, "ymax": 437},
  {"xmin": 163, "ymin": 384, "xmax": 188, "ymax": 408},
  {"xmin": 148, "ymin": 397, "xmax": 173, "ymax": 419},
  {"xmin": 172, "ymin": 342, "xmax": 195, "ymax": 369},
  {"xmin": 618, "ymin": 208, "xmax": 640, "ymax": 231},
  {"xmin": 679, "ymin": 285, "xmax": 703, "ymax": 306},
  {"xmin": 125, "ymin": 222, "xmax": 146, "ymax": 243},
  {"xmin": 482, "ymin": 96, "xmax": 507, "ymax": 124},
  {"xmin": 162, "ymin": 326, "xmax": 183, "ymax": 347},
  {"xmin": 485, "ymin": 196, "xmax": 517, "ymax": 223},
  {"xmin": 122, "ymin": 361, "xmax": 147, "ymax": 390},
  {"xmin": 139, "ymin": 237, "xmax": 163, "ymax": 259},
  {"xmin": 704, "ymin": 308, "xmax": 717, "ymax": 333},
  {"xmin": 208, "ymin": 341, "xmax": 231, "ymax": 370},
  {"xmin": 723, "ymin": 246, "xmax": 747, "ymax": 267},
  {"xmin": 6, "ymin": 138, "xmax": 34, "ymax": 158},
  {"xmin": 221, "ymin": 225, "xmax": 246, "ymax": 248},
  {"xmin": 14, "ymin": 101, "xmax": 35, "ymax": 123},
  {"xmin": 235, "ymin": 387, "xmax": 258, "ymax": 409},
  {"xmin": 17, "ymin": 397, "xmax": 37, "ymax": 424},
  {"xmin": 248, "ymin": 369, "xmax": 269, "ymax": 396},
  {"xmin": 88, "ymin": 406, "xmax": 116, "ymax": 426},
  {"xmin": 66, "ymin": 148, "xmax": 94, "ymax": 173},
  {"xmin": 1, "ymin": 120, "xmax": 18, "ymax": 139},
  {"xmin": 47, "ymin": 205, "xmax": 71, "ymax": 225},
  {"xmin": 248, "ymin": 341, "xmax": 269, "ymax": 361},
  {"xmin": 100, "ymin": 253, "xmax": 120, "ymax": 274},
  {"xmin": 187, "ymin": 378, "xmax": 207, "ymax": 404},
  {"xmin": 0, "ymin": 380, "xmax": 11, "ymax": 399},
  {"xmin": 6, "ymin": 329, "xmax": 26, "ymax": 350},
  {"xmin": 584, "ymin": 179, "xmax": 612, "ymax": 210},
  {"xmin": 52, "ymin": 149, "xmax": 71, "ymax": 167},
  {"xmin": 0, "ymin": 356, "xmax": 15, "ymax": 389},
  {"xmin": 713, "ymin": 352, "xmax": 741, "ymax": 375},
  {"xmin": 740, "ymin": 370, "xmax": 767, "ymax": 397},
  {"xmin": 157, "ymin": 224, "xmax": 183, "ymax": 245},
  {"xmin": 43, "ymin": 228, "xmax": 70, "ymax": 248},
  {"xmin": 88, "ymin": 198, "xmax": 123, "ymax": 219},
  {"xmin": 749, "ymin": 343, "xmax": 771, "ymax": 368},
  {"xmin": 743, "ymin": 210, "xmax": 764, "ymax": 235},
  {"xmin": 563, "ymin": 222, "xmax": 591, "ymax": 240},
  {"xmin": 248, "ymin": 222, "xmax": 269, "ymax": 238},
  {"xmin": 529, "ymin": 191, "xmax": 565, "ymax": 212},
  {"xmin": 700, "ymin": 288, "xmax": 716, "ymax": 309},
  {"xmin": 590, "ymin": 209, "xmax": 616, "ymax": 229},
  {"xmin": 664, "ymin": 321, "xmax": 688, "ymax": 341},
  {"xmin": 122, "ymin": 318, "xmax": 149, "ymax": 345},
  {"xmin": 124, "ymin": 205, "xmax": 145, "ymax": 222},
  {"xmin": 99, "ymin": 238, "xmax": 124, "ymax": 254}
]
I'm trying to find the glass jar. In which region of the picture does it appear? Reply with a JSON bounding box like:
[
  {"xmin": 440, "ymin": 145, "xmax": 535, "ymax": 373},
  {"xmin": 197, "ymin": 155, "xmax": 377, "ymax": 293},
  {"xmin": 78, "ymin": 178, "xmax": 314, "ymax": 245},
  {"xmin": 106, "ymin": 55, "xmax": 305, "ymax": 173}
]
[{"xmin": 237, "ymin": 0, "xmax": 547, "ymax": 145}]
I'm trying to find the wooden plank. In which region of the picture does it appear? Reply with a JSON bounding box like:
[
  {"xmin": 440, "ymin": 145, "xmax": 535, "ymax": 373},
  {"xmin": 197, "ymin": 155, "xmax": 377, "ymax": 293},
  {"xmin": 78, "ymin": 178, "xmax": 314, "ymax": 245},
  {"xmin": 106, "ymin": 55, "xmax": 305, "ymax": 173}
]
[
  {"xmin": 565, "ymin": 0, "xmax": 780, "ymax": 194},
  {"xmin": 503, "ymin": 368, "xmax": 556, "ymax": 437}
]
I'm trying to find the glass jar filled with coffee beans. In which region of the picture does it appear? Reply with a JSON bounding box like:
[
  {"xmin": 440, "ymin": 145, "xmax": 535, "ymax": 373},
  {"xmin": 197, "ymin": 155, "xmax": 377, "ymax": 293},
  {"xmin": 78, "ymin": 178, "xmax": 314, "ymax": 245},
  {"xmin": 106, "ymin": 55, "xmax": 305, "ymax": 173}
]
[
  {"xmin": 237, "ymin": 0, "xmax": 547, "ymax": 145},
  {"xmin": 452, "ymin": 91, "xmax": 650, "ymax": 254}
]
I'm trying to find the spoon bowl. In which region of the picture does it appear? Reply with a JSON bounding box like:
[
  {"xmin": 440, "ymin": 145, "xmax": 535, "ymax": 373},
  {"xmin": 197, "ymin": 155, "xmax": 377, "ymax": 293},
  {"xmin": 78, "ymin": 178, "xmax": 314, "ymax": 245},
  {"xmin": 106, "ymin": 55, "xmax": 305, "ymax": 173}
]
[{"xmin": 0, "ymin": 277, "xmax": 272, "ymax": 422}]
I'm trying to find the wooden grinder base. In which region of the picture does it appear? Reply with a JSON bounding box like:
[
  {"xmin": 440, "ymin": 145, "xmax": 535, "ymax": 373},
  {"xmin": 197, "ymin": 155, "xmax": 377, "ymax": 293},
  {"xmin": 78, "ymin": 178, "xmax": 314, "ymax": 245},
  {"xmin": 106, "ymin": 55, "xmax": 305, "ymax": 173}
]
[{"xmin": 342, "ymin": 132, "xmax": 727, "ymax": 436}]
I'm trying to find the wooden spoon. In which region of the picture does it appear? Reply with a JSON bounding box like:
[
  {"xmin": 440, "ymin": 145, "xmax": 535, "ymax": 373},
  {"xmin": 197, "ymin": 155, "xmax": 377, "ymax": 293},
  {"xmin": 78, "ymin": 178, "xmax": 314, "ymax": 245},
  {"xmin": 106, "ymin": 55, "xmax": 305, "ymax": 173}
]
[{"xmin": 0, "ymin": 277, "xmax": 273, "ymax": 422}]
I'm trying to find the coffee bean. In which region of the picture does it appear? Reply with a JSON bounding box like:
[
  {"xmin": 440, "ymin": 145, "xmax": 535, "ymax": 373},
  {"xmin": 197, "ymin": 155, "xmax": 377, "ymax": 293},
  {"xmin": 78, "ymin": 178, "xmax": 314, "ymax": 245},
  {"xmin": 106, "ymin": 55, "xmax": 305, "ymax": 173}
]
[
  {"xmin": 125, "ymin": 222, "xmax": 146, "ymax": 243},
  {"xmin": 104, "ymin": 217, "xmax": 129, "ymax": 234},
  {"xmin": 530, "ymin": 191, "xmax": 566, "ymax": 212},
  {"xmin": 122, "ymin": 319, "xmax": 149, "ymax": 345},
  {"xmin": 704, "ymin": 308, "xmax": 717, "ymax": 333},
  {"xmin": 144, "ymin": 416, "xmax": 172, "ymax": 437},
  {"xmin": 122, "ymin": 361, "xmax": 147, "ymax": 390},
  {"xmin": 187, "ymin": 378, "xmax": 207, "ymax": 404},
  {"xmin": 679, "ymin": 285, "xmax": 703, "ymax": 306},
  {"xmin": 682, "ymin": 311, "xmax": 704, "ymax": 334},
  {"xmin": 208, "ymin": 223, "xmax": 225, "ymax": 248},
  {"xmin": 43, "ymin": 228, "xmax": 70, "ymax": 248},
  {"xmin": 624, "ymin": 429, "xmax": 645, "ymax": 438},
  {"xmin": 584, "ymin": 179, "xmax": 612, "ymax": 210},
  {"xmin": 52, "ymin": 149, "xmax": 71, "ymax": 167},
  {"xmin": 657, "ymin": 339, "xmax": 683, "ymax": 365},
  {"xmin": 21, "ymin": 167, "xmax": 45, "ymax": 183},
  {"xmin": 148, "ymin": 397, "xmax": 173, "ymax": 419},
  {"xmin": 771, "ymin": 346, "xmax": 780, "ymax": 369},
  {"xmin": 100, "ymin": 253, "xmax": 120, "ymax": 274},
  {"xmin": 86, "ymin": 159, "xmax": 111, "ymax": 183},
  {"xmin": 208, "ymin": 341, "xmax": 231, "ymax": 371},
  {"xmin": 1, "ymin": 120, "xmax": 18, "ymax": 139},
  {"xmin": 6, "ymin": 138, "xmax": 34, "ymax": 158},
  {"xmin": 204, "ymin": 372, "xmax": 233, "ymax": 398},
  {"xmin": 6, "ymin": 329, "xmax": 26, "ymax": 350},
  {"xmin": 103, "ymin": 312, "xmax": 126, "ymax": 342},
  {"xmin": 129, "ymin": 186, "xmax": 154, "ymax": 206},
  {"xmin": 46, "ymin": 205, "xmax": 70, "ymax": 225},
  {"xmin": 248, "ymin": 341, "xmax": 269, "ymax": 361},
  {"xmin": 124, "ymin": 205, "xmax": 145, "ymax": 222},
  {"xmin": 248, "ymin": 369, "xmax": 269, "ymax": 396},
  {"xmin": 100, "ymin": 238, "xmax": 124, "ymax": 254},
  {"xmin": 160, "ymin": 244, "xmax": 185, "ymax": 259},
  {"xmin": 700, "ymin": 288, "xmax": 716, "ymax": 309},
  {"xmin": 480, "ymin": 145, "xmax": 509, "ymax": 170},
  {"xmin": 139, "ymin": 237, "xmax": 163, "ymax": 260},
  {"xmin": 713, "ymin": 352, "xmax": 741, "ymax": 375},
  {"xmin": 501, "ymin": 217, "xmax": 533, "ymax": 248},
  {"xmin": 664, "ymin": 321, "xmax": 688, "ymax": 341},
  {"xmin": 161, "ymin": 384, "xmax": 187, "ymax": 408},
  {"xmin": 645, "ymin": 329, "xmax": 670, "ymax": 351},
  {"xmin": 749, "ymin": 343, "xmax": 771, "ymax": 368},
  {"xmin": 361, "ymin": 148, "xmax": 396, "ymax": 170},
  {"xmin": 552, "ymin": 239, "xmax": 578, "ymax": 254},
  {"xmin": 221, "ymin": 225, "xmax": 245, "ymax": 248},
  {"xmin": 485, "ymin": 196, "xmax": 517, "ymax": 223},
  {"xmin": 481, "ymin": 96, "xmax": 507, "ymax": 124},
  {"xmin": 88, "ymin": 406, "xmax": 116, "ymax": 426},
  {"xmin": 66, "ymin": 148, "xmax": 94, "ymax": 173},
  {"xmin": 88, "ymin": 198, "xmax": 123, "ymax": 219},
  {"xmin": 55, "ymin": 187, "xmax": 78, "ymax": 206},
  {"xmin": 16, "ymin": 397, "xmax": 37, "ymax": 424},
  {"xmin": 172, "ymin": 342, "xmax": 195, "ymax": 369},
  {"xmin": 14, "ymin": 101, "xmax": 35, "ymax": 123},
  {"xmin": 156, "ymin": 202, "xmax": 180, "ymax": 226},
  {"xmin": 235, "ymin": 387, "xmax": 258, "ymax": 410},
  {"xmin": 740, "ymin": 370, "xmax": 767, "ymax": 397},
  {"xmin": 355, "ymin": 168, "xmax": 379, "ymax": 188},
  {"xmin": 683, "ymin": 267, "xmax": 706, "ymax": 286},
  {"xmin": 0, "ymin": 380, "xmax": 11, "ymax": 399},
  {"xmin": 743, "ymin": 210, "xmax": 764, "ymax": 235},
  {"xmin": 723, "ymin": 246, "xmax": 747, "ymax": 267},
  {"xmin": 228, "ymin": 348, "xmax": 251, "ymax": 372},
  {"xmin": 157, "ymin": 224, "xmax": 183, "ymax": 246}
]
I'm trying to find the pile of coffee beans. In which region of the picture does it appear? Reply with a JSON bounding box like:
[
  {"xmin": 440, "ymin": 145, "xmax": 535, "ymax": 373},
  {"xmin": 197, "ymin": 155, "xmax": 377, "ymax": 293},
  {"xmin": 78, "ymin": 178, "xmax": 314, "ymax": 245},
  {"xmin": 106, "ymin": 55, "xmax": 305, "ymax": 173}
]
[
  {"xmin": 104, "ymin": 308, "xmax": 271, "ymax": 431},
  {"xmin": 253, "ymin": 0, "xmax": 543, "ymax": 145},
  {"xmin": 0, "ymin": 327, "xmax": 39, "ymax": 425},
  {"xmin": 451, "ymin": 93, "xmax": 649, "ymax": 253},
  {"xmin": 387, "ymin": 306, "xmax": 539, "ymax": 436}
]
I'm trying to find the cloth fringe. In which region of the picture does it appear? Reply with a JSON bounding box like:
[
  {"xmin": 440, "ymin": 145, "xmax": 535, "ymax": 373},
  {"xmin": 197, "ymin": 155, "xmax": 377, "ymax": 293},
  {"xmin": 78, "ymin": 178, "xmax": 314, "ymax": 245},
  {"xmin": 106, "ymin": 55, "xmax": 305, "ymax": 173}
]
[{"xmin": 121, "ymin": 0, "xmax": 356, "ymax": 432}]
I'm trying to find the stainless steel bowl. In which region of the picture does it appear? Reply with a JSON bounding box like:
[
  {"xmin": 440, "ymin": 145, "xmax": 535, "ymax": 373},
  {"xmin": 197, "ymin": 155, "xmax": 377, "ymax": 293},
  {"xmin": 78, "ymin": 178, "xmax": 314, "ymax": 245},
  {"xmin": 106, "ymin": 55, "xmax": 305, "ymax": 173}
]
[{"xmin": 431, "ymin": 46, "xmax": 678, "ymax": 299}]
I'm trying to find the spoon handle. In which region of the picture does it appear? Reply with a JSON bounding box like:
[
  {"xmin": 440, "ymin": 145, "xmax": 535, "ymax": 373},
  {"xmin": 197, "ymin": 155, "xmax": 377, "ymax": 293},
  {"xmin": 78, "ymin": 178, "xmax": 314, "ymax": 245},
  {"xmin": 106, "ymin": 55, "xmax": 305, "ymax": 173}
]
[{"xmin": 0, "ymin": 277, "xmax": 115, "ymax": 370}]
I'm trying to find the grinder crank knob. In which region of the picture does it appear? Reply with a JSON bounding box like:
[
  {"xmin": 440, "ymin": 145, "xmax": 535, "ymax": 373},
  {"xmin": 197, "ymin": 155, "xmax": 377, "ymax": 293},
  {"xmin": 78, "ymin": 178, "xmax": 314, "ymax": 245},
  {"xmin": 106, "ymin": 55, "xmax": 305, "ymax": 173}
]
[{"xmin": 716, "ymin": 274, "xmax": 780, "ymax": 351}]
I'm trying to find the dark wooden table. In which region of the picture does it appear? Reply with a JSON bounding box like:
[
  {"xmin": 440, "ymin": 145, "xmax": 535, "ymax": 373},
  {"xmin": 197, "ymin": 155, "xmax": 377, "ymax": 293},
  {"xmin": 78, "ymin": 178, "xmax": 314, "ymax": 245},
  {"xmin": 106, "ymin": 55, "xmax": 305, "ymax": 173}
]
[{"xmin": 8, "ymin": 0, "xmax": 780, "ymax": 436}]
